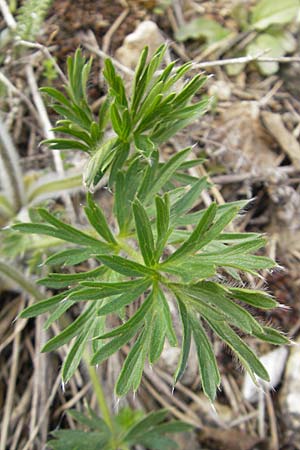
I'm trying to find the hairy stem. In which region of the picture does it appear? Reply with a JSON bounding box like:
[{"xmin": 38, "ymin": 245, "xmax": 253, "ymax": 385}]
[{"xmin": 86, "ymin": 361, "xmax": 114, "ymax": 433}]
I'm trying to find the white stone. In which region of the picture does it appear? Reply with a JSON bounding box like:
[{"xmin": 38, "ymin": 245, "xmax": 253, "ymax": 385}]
[
  {"xmin": 208, "ymin": 80, "xmax": 232, "ymax": 101},
  {"xmin": 280, "ymin": 337, "xmax": 300, "ymax": 429},
  {"xmin": 242, "ymin": 346, "xmax": 288, "ymax": 403},
  {"xmin": 115, "ymin": 21, "xmax": 164, "ymax": 69}
]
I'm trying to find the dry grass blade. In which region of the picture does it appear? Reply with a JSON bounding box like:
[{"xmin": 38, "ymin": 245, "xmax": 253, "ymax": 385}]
[{"xmin": 0, "ymin": 298, "xmax": 24, "ymax": 450}]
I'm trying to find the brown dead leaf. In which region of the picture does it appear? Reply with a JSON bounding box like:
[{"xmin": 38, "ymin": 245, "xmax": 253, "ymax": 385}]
[
  {"xmin": 213, "ymin": 102, "xmax": 278, "ymax": 173},
  {"xmin": 261, "ymin": 111, "xmax": 300, "ymax": 170},
  {"xmin": 199, "ymin": 426, "xmax": 264, "ymax": 450}
]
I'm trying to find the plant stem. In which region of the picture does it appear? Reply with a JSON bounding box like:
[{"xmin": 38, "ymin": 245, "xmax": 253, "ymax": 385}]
[
  {"xmin": 86, "ymin": 359, "xmax": 114, "ymax": 433},
  {"xmin": 0, "ymin": 260, "xmax": 43, "ymax": 300}
]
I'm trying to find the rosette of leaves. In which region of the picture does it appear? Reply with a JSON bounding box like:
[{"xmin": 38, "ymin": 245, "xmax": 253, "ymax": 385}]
[
  {"xmin": 48, "ymin": 407, "xmax": 191, "ymax": 450},
  {"xmin": 14, "ymin": 142, "xmax": 289, "ymax": 402},
  {"xmin": 40, "ymin": 45, "xmax": 209, "ymax": 190}
]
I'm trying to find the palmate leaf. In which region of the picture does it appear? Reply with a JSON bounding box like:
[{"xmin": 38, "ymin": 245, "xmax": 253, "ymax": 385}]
[
  {"xmin": 42, "ymin": 303, "xmax": 96, "ymax": 352},
  {"xmin": 18, "ymin": 182, "xmax": 286, "ymax": 400},
  {"xmin": 115, "ymin": 325, "xmax": 150, "ymax": 396},
  {"xmin": 95, "ymin": 291, "xmax": 154, "ymax": 340},
  {"xmin": 42, "ymin": 45, "xmax": 207, "ymax": 187},
  {"xmin": 48, "ymin": 406, "xmax": 190, "ymax": 450},
  {"xmin": 48, "ymin": 430, "xmax": 108, "ymax": 450},
  {"xmin": 207, "ymin": 318, "xmax": 270, "ymax": 382},
  {"xmin": 174, "ymin": 300, "xmax": 192, "ymax": 384},
  {"xmin": 155, "ymin": 194, "xmax": 171, "ymax": 260},
  {"xmin": 17, "ymin": 45, "xmax": 288, "ymax": 405},
  {"xmin": 145, "ymin": 147, "xmax": 192, "ymax": 202},
  {"xmin": 44, "ymin": 247, "xmax": 93, "ymax": 266},
  {"xmin": 85, "ymin": 192, "xmax": 117, "ymax": 244},
  {"xmin": 13, "ymin": 208, "xmax": 112, "ymax": 252},
  {"xmin": 97, "ymin": 254, "xmax": 156, "ymax": 277},
  {"xmin": 157, "ymin": 287, "xmax": 177, "ymax": 347},
  {"xmin": 176, "ymin": 282, "xmax": 264, "ymax": 335},
  {"xmin": 38, "ymin": 265, "xmax": 106, "ymax": 288},
  {"xmin": 133, "ymin": 198, "xmax": 155, "ymax": 266},
  {"xmin": 171, "ymin": 284, "xmax": 277, "ymax": 401},
  {"xmin": 62, "ymin": 323, "xmax": 92, "ymax": 382},
  {"xmin": 189, "ymin": 313, "xmax": 220, "ymax": 401},
  {"xmin": 19, "ymin": 289, "xmax": 79, "ymax": 318}
]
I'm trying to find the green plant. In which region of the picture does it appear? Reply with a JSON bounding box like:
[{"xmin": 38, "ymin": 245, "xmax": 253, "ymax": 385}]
[
  {"xmin": 175, "ymin": 0, "xmax": 300, "ymax": 76},
  {"xmin": 0, "ymin": 116, "xmax": 82, "ymax": 270},
  {"xmin": 42, "ymin": 57, "xmax": 59, "ymax": 81},
  {"xmin": 14, "ymin": 45, "xmax": 289, "ymax": 403},
  {"xmin": 0, "ymin": 116, "xmax": 82, "ymax": 225},
  {"xmin": 241, "ymin": 0, "xmax": 299, "ymax": 75},
  {"xmin": 47, "ymin": 406, "xmax": 191, "ymax": 450},
  {"xmin": 0, "ymin": 0, "xmax": 53, "ymax": 53},
  {"xmin": 0, "ymin": 115, "xmax": 83, "ymax": 289},
  {"xmin": 39, "ymin": 46, "xmax": 208, "ymax": 191},
  {"xmin": 16, "ymin": 0, "xmax": 53, "ymax": 41}
]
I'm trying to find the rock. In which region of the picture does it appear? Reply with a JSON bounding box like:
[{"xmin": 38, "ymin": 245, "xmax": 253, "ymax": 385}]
[
  {"xmin": 279, "ymin": 336, "xmax": 300, "ymax": 432},
  {"xmin": 208, "ymin": 80, "xmax": 232, "ymax": 101},
  {"xmin": 115, "ymin": 20, "xmax": 164, "ymax": 69},
  {"xmin": 157, "ymin": 342, "xmax": 198, "ymax": 386},
  {"xmin": 242, "ymin": 346, "xmax": 288, "ymax": 403}
]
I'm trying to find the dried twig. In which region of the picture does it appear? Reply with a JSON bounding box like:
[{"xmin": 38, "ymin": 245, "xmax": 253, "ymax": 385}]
[
  {"xmin": 0, "ymin": 71, "xmax": 39, "ymax": 119},
  {"xmin": 102, "ymin": 8, "xmax": 129, "ymax": 53},
  {"xmin": 144, "ymin": 366, "xmax": 201, "ymax": 425},
  {"xmin": 22, "ymin": 374, "xmax": 61, "ymax": 450},
  {"xmin": 193, "ymin": 52, "xmax": 300, "ymax": 70},
  {"xmin": 29, "ymin": 315, "xmax": 49, "ymax": 449},
  {"xmin": 0, "ymin": 0, "xmax": 17, "ymax": 29},
  {"xmin": 83, "ymin": 39, "xmax": 134, "ymax": 76},
  {"xmin": 17, "ymin": 40, "xmax": 68, "ymax": 84},
  {"xmin": 266, "ymin": 390, "xmax": 279, "ymax": 450},
  {"xmin": 258, "ymin": 388, "xmax": 266, "ymax": 439},
  {"xmin": 0, "ymin": 299, "xmax": 24, "ymax": 450},
  {"xmin": 210, "ymin": 166, "xmax": 298, "ymax": 185},
  {"xmin": 0, "ymin": 118, "xmax": 25, "ymax": 211},
  {"xmin": 142, "ymin": 378, "xmax": 201, "ymax": 428}
]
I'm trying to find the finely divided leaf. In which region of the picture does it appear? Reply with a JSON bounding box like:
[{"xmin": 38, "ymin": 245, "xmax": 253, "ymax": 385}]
[
  {"xmin": 207, "ymin": 318, "xmax": 270, "ymax": 382},
  {"xmin": 85, "ymin": 193, "xmax": 117, "ymax": 244},
  {"xmin": 133, "ymin": 198, "xmax": 155, "ymax": 266},
  {"xmin": 174, "ymin": 299, "xmax": 191, "ymax": 383},
  {"xmin": 189, "ymin": 313, "xmax": 220, "ymax": 402},
  {"xmin": 97, "ymin": 254, "xmax": 156, "ymax": 277}
]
